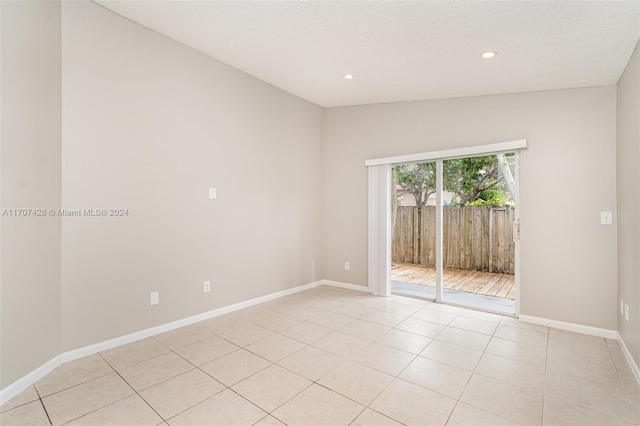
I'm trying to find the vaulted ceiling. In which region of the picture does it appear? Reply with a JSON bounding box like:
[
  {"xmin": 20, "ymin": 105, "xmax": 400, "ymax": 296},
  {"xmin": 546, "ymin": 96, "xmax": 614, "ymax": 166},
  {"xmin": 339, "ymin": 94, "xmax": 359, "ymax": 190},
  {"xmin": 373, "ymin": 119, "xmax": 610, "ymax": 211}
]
[{"xmin": 96, "ymin": 1, "xmax": 640, "ymax": 107}]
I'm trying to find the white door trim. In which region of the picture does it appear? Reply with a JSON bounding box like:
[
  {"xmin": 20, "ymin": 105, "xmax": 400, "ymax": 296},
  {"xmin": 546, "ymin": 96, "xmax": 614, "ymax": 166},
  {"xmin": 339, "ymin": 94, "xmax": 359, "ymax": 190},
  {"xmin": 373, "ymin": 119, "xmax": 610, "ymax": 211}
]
[{"xmin": 365, "ymin": 139, "xmax": 527, "ymax": 167}]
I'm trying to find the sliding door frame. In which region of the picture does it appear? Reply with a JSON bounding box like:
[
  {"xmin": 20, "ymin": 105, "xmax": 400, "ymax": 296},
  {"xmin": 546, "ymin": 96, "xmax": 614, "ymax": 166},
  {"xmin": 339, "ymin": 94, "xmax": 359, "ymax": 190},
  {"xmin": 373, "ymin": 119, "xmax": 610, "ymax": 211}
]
[
  {"xmin": 366, "ymin": 139, "xmax": 526, "ymax": 314},
  {"xmin": 435, "ymin": 159, "xmax": 444, "ymax": 303}
]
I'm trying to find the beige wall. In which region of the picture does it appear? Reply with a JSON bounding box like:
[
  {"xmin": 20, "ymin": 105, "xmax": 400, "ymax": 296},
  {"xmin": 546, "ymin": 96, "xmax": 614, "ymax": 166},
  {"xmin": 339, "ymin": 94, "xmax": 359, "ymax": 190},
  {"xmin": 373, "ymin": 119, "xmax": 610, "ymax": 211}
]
[
  {"xmin": 0, "ymin": 1, "xmax": 62, "ymax": 387},
  {"xmin": 59, "ymin": 1, "xmax": 324, "ymax": 351},
  {"xmin": 324, "ymin": 86, "xmax": 618, "ymax": 329},
  {"xmin": 617, "ymin": 40, "xmax": 640, "ymax": 366}
]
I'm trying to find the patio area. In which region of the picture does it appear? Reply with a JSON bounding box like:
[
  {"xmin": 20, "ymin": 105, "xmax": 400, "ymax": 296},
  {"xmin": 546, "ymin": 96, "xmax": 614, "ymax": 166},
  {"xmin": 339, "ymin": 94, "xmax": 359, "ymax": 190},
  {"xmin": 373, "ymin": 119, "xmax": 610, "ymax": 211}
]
[{"xmin": 391, "ymin": 262, "xmax": 515, "ymax": 300}]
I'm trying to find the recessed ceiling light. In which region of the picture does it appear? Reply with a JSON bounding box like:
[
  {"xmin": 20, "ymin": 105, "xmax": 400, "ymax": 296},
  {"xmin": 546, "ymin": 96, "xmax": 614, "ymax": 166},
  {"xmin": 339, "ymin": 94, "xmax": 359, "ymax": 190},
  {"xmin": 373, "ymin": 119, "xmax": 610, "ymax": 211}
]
[
  {"xmin": 481, "ymin": 51, "xmax": 497, "ymax": 59},
  {"xmin": 344, "ymin": 74, "xmax": 354, "ymax": 79}
]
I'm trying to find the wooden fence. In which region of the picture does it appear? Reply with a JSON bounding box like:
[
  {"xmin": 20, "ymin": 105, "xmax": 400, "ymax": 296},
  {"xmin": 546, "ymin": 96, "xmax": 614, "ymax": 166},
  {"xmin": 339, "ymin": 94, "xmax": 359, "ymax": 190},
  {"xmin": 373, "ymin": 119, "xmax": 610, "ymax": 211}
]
[{"xmin": 392, "ymin": 206, "xmax": 515, "ymax": 274}]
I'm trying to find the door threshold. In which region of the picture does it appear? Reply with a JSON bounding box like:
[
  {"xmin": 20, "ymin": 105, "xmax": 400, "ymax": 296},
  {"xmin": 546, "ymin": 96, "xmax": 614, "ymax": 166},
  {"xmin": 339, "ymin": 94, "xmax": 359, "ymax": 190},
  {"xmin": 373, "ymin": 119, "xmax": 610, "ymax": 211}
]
[{"xmin": 392, "ymin": 281, "xmax": 516, "ymax": 317}]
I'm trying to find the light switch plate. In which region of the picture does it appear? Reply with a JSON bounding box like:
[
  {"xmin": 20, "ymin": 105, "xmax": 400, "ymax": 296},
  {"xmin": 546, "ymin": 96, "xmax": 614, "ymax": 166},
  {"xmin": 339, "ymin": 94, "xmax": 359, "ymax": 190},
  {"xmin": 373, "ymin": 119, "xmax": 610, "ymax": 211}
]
[
  {"xmin": 625, "ymin": 304, "xmax": 629, "ymax": 322},
  {"xmin": 600, "ymin": 211, "xmax": 612, "ymax": 225}
]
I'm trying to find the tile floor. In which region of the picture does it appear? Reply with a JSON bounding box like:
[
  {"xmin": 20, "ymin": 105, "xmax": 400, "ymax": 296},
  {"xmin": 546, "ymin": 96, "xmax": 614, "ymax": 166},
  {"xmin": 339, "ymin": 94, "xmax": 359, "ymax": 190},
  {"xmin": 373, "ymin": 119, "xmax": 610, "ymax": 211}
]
[{"xmin": 1, "ymin": 286, "xmax": 639, "ymax": 426}]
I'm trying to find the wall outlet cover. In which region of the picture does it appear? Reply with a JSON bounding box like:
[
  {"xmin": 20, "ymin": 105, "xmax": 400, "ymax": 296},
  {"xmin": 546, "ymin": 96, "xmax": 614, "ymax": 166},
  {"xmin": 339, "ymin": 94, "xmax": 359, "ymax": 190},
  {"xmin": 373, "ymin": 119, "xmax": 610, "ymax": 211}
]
[{"xmin": 150, "ymin": 291, "xmax": 159, "ymax": 306}]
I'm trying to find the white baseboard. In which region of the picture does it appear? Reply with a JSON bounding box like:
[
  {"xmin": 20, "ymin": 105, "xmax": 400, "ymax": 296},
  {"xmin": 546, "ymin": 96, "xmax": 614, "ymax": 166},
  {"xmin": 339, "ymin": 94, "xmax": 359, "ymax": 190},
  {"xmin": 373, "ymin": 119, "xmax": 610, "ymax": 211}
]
[
  {"xmin": 0, "ymin": 355, "xmax": 64, "ymax": 406},
  {"xmin": 518, "ymin": 315, "xmax": 618, "ymax": 339},
  {"xmin": 60, "ymin": 279, "xmax": 324, "ymax": 364},
  {"xmin": 617, "ymin": 332, "xmax": 640, "ymax": 385},
  {"xmin": 0, "ymin": 279, "xmax": 324, "ymax": 405},
  {"xmin": 321, "ymin": 280, "xmax": 371, "ymax": 293}
]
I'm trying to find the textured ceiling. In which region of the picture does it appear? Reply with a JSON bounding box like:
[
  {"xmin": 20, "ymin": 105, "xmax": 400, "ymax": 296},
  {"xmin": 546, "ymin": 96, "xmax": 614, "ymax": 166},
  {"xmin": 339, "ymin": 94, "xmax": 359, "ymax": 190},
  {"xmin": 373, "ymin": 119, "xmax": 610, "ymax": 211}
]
[{"xmin": 95, "ymin": 1, "xmax": 640, "ymax": 107}]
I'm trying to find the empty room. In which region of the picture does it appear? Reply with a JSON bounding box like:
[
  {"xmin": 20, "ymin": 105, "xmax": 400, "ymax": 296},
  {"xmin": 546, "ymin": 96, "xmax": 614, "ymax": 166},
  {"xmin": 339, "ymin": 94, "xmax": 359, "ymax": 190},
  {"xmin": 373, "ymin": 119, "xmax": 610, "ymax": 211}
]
[{"xmin": 1, "ymin": 1, "xmax": 639, "ymax": 425}]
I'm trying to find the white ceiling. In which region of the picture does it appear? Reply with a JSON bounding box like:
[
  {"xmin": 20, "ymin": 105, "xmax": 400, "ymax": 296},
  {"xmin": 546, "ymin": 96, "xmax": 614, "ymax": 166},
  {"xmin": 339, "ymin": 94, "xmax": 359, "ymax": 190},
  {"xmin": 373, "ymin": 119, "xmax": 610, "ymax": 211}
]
[{"xmin": 96, "ymin": 0, "xmax": 640, "ymax": 108}]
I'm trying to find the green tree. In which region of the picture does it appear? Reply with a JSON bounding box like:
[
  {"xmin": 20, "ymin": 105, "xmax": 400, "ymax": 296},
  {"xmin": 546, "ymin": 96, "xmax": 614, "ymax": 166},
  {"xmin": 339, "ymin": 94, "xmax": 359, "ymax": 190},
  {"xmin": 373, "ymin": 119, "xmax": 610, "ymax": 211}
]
[
  {"xmin": 443, "ymin": 156, "xmax": 504, "ymax": 206},
  {"xmin": 467, "ymin": 188, "xmax": 508, "ymax": 206},
  {"xmin": 395, "ymin": 162, "xmax": 436, "ymax": 207},
  {"xmin": 395, "ymin": 154, "xmax": 515, "ymax": 207}
]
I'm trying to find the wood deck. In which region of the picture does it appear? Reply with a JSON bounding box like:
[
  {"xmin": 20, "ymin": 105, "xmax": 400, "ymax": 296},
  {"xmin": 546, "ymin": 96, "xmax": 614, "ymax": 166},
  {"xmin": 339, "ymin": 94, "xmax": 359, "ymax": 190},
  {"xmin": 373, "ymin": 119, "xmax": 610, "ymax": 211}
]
[{"xmin": 391, "ymin": 262, "xmax": 515, "ymax": 300}]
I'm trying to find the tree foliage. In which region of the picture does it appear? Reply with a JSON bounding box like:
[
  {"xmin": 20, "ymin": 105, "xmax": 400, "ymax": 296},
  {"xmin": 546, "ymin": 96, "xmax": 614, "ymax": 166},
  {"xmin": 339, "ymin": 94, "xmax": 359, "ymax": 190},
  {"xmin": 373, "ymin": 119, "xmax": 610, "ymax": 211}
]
[
  {"xmin": 395, "ymin": 162, "xmax": 436, "ymax": 207},
  {"xmin": 394, "ymin": 154, "xmax": 515, "ymax": 207},
  {"xmin": 443, "ymin": 156, "xmax": 502, "ymax": 205}
]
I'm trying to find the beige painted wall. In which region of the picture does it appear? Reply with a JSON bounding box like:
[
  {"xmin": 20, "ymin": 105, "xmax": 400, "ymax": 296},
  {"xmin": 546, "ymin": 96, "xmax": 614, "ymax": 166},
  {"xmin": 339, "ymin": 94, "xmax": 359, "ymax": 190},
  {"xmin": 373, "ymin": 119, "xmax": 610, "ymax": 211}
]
[
  {"xmin": 60, "ymin": 2, "xmax": 324, "ymax": 351},
  {"xmin": 324, "ymin": 86, "xmax": 618, "ymax": 329},
  {"xmin": 617, "ymin": 40, "xmax": 640, "ymax": 366},
  {"xmin": 0, "ymin": 1, "xmax": 62, "ymax": 387}
]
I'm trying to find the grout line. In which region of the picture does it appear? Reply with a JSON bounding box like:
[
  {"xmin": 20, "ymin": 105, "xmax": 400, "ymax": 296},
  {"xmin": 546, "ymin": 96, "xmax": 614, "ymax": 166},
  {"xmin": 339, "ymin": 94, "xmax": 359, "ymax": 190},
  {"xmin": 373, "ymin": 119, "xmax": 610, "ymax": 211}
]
[
  {"xmin": 161, "ymin": 385, "xmax": 227, "ymax": 422},
  {"xmin": 354, "ymin": 406, "xmax": 409, "ymax": 426},
  {"xmin": 0, "ymin": 389, "xmax": 40, "ymax": 415},
  {"xmin": 104, "ymin": 340, "xmax": 259, "ymax": 424},
  {"xmin": 266, "ymin": 380, "xmax": 315, "ymax": 417},
  {"xmin": 104, "ymin": 347, "xmax": 172, "ymax": 372},
  {"xmin": 97, "ymin": 352, "xmax": 166, "ymax": 423},
  {"xmin": 33, "ymin": 386, "xmax": 53, "ymax": 425},
  {"xmin": 444, "ymin": 400, "xmax": 460, "ymax": 425},
  {"xmin": 33, "ymin": 369, "xmax": 116, "ymax": 400},
  {"xmin": 540, "ymin": 329, "xmax": 550, "ymax": 426}
]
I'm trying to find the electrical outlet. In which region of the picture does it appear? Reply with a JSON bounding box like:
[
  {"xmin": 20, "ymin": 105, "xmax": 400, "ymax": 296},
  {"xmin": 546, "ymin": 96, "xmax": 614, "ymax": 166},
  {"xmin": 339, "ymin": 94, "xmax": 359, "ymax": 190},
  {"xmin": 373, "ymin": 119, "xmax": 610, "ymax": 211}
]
[
  {"xmin": 625, "ymin": 304, "xmax": 629, "ymax": 322},
  {"xmin": 150, "ymin": 291, "xmax": 159, "ymax": 306},
  {"xmin": 209, "ymin": 188, "xmax": 217, "ymax": 199},
  {"xmin": 621, "ymin": 299, "xmax": 624, "ymax": 315},
  {"xmin": 344, "ymin": 262, "xmax": 350, "ymax": 271},
  {"xmin": 204, "ymin": 281, "xmax": 211, "ymax": 293}
]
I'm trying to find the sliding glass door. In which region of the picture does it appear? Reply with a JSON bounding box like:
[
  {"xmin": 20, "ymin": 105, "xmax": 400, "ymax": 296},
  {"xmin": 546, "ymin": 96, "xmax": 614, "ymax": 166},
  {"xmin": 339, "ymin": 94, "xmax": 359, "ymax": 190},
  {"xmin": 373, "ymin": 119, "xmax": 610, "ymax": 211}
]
[
  {"xmin": 390, "ymin": 162, "xmax": 438, "ymax": 299},
  {"xmin": 387, "ymin": 152, "xmax": 519, "ymax": 316},
  {"xmin": 441, "ymin": 154, "xmax": 518, "ymax": 315}
]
